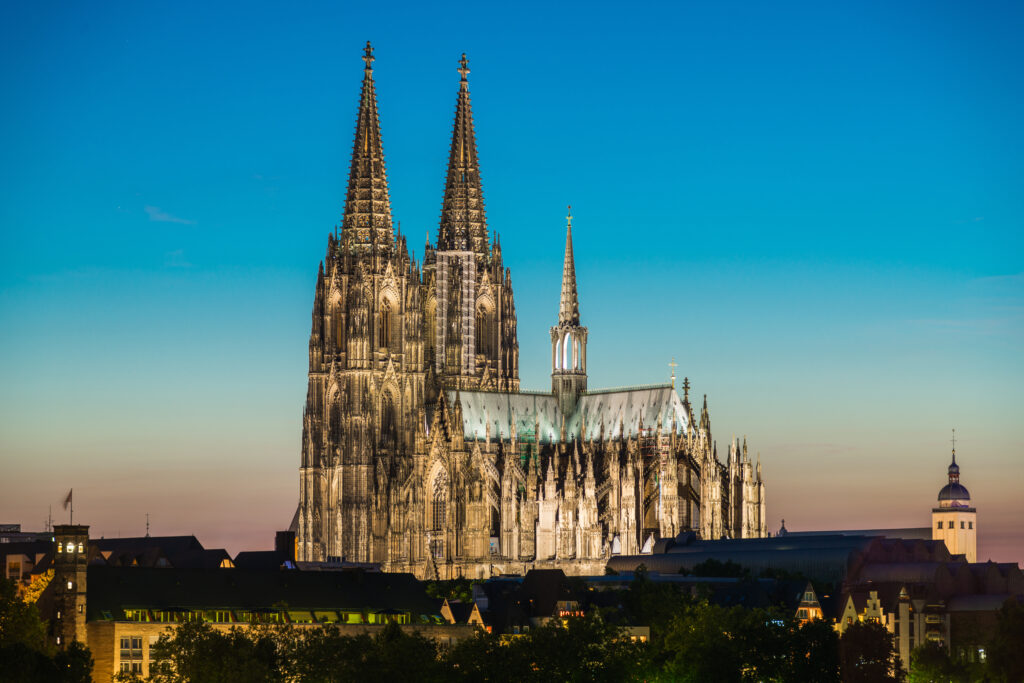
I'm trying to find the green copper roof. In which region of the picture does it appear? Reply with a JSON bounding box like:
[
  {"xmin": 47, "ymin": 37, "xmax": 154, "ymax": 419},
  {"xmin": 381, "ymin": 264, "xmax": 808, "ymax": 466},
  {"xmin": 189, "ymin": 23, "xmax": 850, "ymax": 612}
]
[{"xmin": 446, "ymin": 385, "xmax": 689, "ymax": 444}]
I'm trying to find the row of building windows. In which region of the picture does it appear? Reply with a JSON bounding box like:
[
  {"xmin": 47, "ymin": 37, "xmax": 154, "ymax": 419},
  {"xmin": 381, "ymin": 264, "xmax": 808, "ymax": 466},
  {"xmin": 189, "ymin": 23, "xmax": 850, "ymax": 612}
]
[
  {"xmin": 119, "ymin": 635, "xmax": 145, "ymax": 675},
  {"xmin": 120, "ymin": 608, "xmax": 413, "ymax": 625},
  {"xmin": 936, "ymin": 520, "xmax": 973, "ymax": 529},
  {"xmin": 331, "ymin": 306, "xmax": 499, "ymax": 356}
]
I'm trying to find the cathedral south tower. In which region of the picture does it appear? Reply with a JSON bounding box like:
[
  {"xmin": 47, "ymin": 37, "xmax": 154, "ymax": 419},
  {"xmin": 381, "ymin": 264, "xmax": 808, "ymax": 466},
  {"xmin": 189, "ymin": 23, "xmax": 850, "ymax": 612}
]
[{"xmin": 422, "ymin": 54, "xmax": 519, "ymax": 393}]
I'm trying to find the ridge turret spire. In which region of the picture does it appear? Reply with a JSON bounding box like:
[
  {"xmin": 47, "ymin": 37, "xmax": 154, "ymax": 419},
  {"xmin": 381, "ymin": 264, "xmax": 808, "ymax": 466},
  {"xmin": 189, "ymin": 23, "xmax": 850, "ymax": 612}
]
[{"xmin": 559, "ymin": 206, "xmax": 580, "ymax": 326}]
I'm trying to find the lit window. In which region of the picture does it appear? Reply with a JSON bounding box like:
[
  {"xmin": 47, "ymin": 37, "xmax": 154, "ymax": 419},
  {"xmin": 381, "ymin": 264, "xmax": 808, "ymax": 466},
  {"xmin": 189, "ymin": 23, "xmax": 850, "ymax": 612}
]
[
  {"xmin": 57, "ymin": 610, "xmax": 61, "ymax": 619},
  {"xmin": 67, "ymin": 580, "xmax": 73, "ymax": 590},
  {"xmin": 66, "ymin": 542, "xmax": 74, "ymax": 553},
  {"xmin": 56, "ymin": 636, "xmax": 61, "ymax": 645},
  {"xmin": 57, "ymin": 543, "xmax": 63, "ymax": 553},
  {"xmin": 77, "ymin": 543, "xmax": 83, "ymax": 553}
]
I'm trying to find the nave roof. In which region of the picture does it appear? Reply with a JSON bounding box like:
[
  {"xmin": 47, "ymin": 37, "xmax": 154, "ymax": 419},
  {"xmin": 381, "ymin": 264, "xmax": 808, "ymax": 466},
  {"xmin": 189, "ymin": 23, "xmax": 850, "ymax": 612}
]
[{"xmin": 445, "ymin": 384, "xmax": 690, "ymax": 445}]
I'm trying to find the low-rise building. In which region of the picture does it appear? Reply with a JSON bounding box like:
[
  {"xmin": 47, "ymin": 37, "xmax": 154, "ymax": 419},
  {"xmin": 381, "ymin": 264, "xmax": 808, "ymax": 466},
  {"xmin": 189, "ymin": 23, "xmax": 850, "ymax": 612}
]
[{"xmin": 39, "ymin": 525, "xmax": 478, "ymax": 681}]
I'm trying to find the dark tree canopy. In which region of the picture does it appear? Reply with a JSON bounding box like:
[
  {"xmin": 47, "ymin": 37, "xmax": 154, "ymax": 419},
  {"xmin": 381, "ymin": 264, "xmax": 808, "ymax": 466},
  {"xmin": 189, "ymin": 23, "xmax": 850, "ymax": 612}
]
[
  {"xmin": 0, "ymin": 577, "xmax": 93, "ymax": 683},
  {"xmin": 840, "ymin": 621, "xmax": 905, "ymax": 683}
]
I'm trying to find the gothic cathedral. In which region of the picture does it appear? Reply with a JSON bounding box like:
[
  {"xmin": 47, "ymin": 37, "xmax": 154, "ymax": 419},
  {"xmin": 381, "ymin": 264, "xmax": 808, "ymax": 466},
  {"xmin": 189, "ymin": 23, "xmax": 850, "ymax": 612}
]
[{"xmin": 296, "ymin": 44, "xmax": 767, "ymax": 579}]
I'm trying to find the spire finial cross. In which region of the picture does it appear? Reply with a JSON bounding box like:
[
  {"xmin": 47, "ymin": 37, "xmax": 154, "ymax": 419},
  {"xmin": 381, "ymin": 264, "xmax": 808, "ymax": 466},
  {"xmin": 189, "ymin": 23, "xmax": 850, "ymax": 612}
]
[
  {"xmin": 566, "ymin": 205, "xmax": 572, "ymax": 229},
  {"xmin": 363, "ymin": 41, "xmax": 375, "ymax": 70},
  {"xmin": 458, "ymin": 53, "xmax": 470, "ymax": 84},
  {"xmin": 951, "ymin": 428, "xmax": 957, "ymax": 456},
  {"xmin": 669, "ymin": 358, "xmax": 678, "ymax": 388}
]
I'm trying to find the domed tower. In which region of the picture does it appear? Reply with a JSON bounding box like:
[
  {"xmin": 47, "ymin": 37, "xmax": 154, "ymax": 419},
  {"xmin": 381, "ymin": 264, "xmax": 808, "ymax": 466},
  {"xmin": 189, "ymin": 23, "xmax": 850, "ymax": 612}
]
[{"xmin": 931, "ymin": 431, "xmax": 977, "ymax": 562}]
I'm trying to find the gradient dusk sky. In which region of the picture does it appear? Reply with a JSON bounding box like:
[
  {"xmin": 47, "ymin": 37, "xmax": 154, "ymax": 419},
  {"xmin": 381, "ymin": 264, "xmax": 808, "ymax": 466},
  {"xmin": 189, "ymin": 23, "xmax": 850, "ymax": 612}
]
[{"xmin": 1, "ymin": 1, "xmax": 1021, "ymax": 561}]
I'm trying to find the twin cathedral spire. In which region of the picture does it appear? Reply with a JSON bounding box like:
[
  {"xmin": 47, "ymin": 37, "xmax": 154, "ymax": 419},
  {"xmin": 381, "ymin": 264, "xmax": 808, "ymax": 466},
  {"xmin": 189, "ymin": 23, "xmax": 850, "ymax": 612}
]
[
  {"xmin": 340, "ymin": 42, "xmax": 492, "ymax": 257},
  {"xmin": 437, "ymin": 53, "xmax": 489, "ymax": 254},
  {"xmin": 340, "ymin": 42, "xmax": 394, "ymax": 249}
]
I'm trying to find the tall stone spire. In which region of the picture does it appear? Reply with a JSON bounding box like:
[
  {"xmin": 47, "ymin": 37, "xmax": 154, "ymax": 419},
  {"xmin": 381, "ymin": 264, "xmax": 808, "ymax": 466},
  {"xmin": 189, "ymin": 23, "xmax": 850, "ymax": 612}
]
[
  {"xmin": 558, "ymin": 207, "xmax": 580, "ymax": 325},
  {"xmin": 437, "ymin": 54, "xmax": 488, "ymax": 253},
  {"xmin": 341, "ymin": 41, "xmax": 394, "ymax": 248}
]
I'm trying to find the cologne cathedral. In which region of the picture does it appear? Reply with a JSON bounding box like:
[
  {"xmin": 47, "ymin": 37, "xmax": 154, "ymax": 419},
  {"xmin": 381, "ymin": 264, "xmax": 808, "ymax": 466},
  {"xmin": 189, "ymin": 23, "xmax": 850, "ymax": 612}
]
[{"xmin": 296, "ymin": 44, "xmax": 767, "ymax": 578}]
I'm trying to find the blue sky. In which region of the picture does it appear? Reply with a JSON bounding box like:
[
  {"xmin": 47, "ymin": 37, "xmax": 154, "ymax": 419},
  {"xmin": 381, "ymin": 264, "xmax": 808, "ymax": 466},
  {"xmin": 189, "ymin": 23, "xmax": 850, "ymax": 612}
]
[{"xmin": 1, "ymin": 1, "xmax": 1021, "ymax": 559}]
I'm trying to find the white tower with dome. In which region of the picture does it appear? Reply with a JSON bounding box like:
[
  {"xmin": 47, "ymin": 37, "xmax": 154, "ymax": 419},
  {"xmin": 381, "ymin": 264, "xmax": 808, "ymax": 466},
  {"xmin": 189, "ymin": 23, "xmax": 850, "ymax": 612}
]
[{"xmin": 931, "ymin": 432, "xmax": 977, "ymax": 562}]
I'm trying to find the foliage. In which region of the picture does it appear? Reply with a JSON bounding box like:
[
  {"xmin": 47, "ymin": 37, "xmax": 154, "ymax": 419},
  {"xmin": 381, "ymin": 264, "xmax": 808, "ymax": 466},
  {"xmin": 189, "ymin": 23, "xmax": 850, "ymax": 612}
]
[
  {"xmin": 787, "ymin": 618, "xmax": 842, "ymax": 682},
  {"xmin": 424, "ymin": 578, "xmax": 477, "ymax": 604},
  {"xmin": 615, "ymin": 569, "xmax": 840, "ymax": 682},
  {"xmin": 987, "ymin": 598, "xmax": 1024, "ymax": 683},
  {"xmin": 0, "ymin": 576, "xmax": 49, "ymax": 653},
  {"xmin": 135, "ymin": 620, "xmax": 447, "ymax": 683},
  {"xmin": 19, "ymin": 569, "xmax": 53, "ymax": 605},
  {"xmin": 907, "ymin": 642, "xmax": 968, "ymax": 683},
  {"xmin": 0, "ymin": 577, "xmax": 93, "ymax": 683},
  {"xmin": 145, "ymin": 621, "xmax": 282, "ymax": 683},
  {"xmin": 839, "ymin": 621, "xmax": 906, "ymax": 682},
  {"xmin": 447, "ymin": 615, "xmax": 642, "ymax": 682}
]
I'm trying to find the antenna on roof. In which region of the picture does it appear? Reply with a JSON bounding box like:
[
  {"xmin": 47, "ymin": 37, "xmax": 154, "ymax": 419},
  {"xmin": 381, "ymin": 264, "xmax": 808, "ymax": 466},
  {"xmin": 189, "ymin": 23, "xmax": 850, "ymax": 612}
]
[{"xmin": 145, "ymin": 513, "xmax": 150, "ymax": 538}]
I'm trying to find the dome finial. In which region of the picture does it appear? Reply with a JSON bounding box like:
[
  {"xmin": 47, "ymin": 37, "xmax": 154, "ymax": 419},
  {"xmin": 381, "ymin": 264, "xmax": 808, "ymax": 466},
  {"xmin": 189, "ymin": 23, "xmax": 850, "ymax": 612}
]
[{"xmin": 951, "ymin": 428, "xmax": 957, "ymax": 464}]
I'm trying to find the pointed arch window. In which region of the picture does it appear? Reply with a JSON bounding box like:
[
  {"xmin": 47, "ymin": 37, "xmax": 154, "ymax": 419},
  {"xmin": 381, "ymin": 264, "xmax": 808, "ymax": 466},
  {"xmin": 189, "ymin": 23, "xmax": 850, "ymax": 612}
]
[
  {"xmin": 431, "ymin": 472, "xmax": 448, "ymax": 532},
  {"xmin": 380, "ymin": 393, "xmax": 396, "ymax": 448},
  {"xmin": 378, "ymin": 300, "xmax": 392, "ymax": 348},
  {"xmin": 425, "ymin": 301, "xmax": 436, "ymax": 356},
  {"xmin": 334, "ymin": 306, "xmax": 344, "ymax": 353},
  {"xmin": 475, "ymin": 305, "xmax": 495, "ymax": 358},
  {"xmin": 475, "ymin": 310, "xmax": 484, "ymax": 353}
]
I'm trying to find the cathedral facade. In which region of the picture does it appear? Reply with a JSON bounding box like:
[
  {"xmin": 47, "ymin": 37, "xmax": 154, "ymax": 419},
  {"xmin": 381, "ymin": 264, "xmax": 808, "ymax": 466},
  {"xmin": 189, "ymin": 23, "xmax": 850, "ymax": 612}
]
[{"xmin": 296, "ymin": 44, "xmax": 767, "ymax": 579}]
